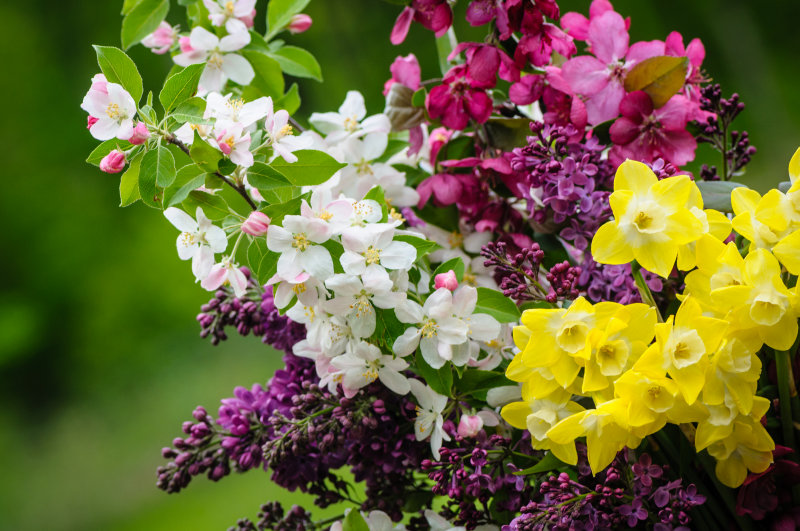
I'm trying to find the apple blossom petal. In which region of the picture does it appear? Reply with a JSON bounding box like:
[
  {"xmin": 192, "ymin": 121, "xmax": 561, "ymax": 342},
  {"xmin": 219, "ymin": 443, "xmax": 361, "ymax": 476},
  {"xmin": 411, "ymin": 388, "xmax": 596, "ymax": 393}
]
[
  {"xmin": 165, "ymin": 207, "xmax": 199, "ymax": 232},
  {"xmin": 393, "ymin": 327, "xmax": 421, "ymax": 357},
  {"xmin": 323, "ymin": 295, "xmax": 355, "ymax": 315},
  {"xmin": 266, "ymin": 225, "xmax": 294, "ymax": 252},
  {"xmin": 380, "ymin": 241, "xmax": 416, "ymax": 270},
  {"xmin": 224, "ymin": 18, "xmax": 248, "ymax": 36},
  {"xmin": 177, "ymin": 236, "xmax": 197, "ymax": 261},
  {"xmin": 466, "ymin": 313, "xmax": 501, "ymax": 341},
  {"xmin": 228, "ymin": 266, "xmax": 248, "ymax": 297},
  {"xmin": 362, "ymin": 264, "xmax": 394, "ymax": 293},
  {"xmin": 452, "ymin": 285, "xmax": 478, "ymax": 316},
  {"xmin": 276, "ymin": 250, "xmax": 303, "ymax": 279},
  {"xmin": 360, "ymin": 114, "xmax": 392, "ymax": 135},
  {"xmin": 199, "ymin": 65, "xmax": 225, "ymax": 94},
  {"xmin": 390, "ymin": 7, "xmax": 414, "ymax": 45},
  {"xmin": 339, "ymin": 91, "xmax": 367, "ymax": 121},
  {"xmin": 190, "ymin": 26, "xmax": 219, "ymax": 51},
  {"xmin": 204, "ymin": 225, "xmax": 228, "ymax": 253},
  {"xmin": 421, "ymin": 337, "xmax": 446, "ymax": 369},
  {"xmin": 436, "ymin": 317, "xmax": 469, "ymax": 344},
  {"xmin": 308, "ymin": 111, "xmax": 345, "ymax": 134},
  {"xmin": 655, "ymin": 94, "xmax": 691, "ymax": 129},
  {"xmin": 230, "ymin": 147, "xmax": 254, "ymax": 167},
  {"xmin": 561, "ymin": 12, "xmax": 589, "ymax": 40},
  {"xmin": 584, "ymin": 79, "xmax": 626, "ymax": 125},
  {"xmin": 561, "ymin": 56, "xmax": 608, "ymax": 97},
  {"xmin": 238, "ymin": 97, "xmax": 270, "ymax": 126},
  {"xmin": 221, "ymin": 54, "xmax": 255, "ymax": 85},
  {"xmin": 423, "ymin": 288, "xmax": 453, "ymax": 319},
  {"xmin": 300, "ymin": 245, "xmax": 334, "ymax": 279},
  {"xmin": 395, "ymin": 300, "xmax": 424, "ymax": 324},
  {"xmin": 340, "ymin": 251, "xmax": 366, "ymax": 275},
  {"xmin": 626, "ymin": 40, "xmax": 665, "ymax": 64},
  {"xmin": 325, "ymin": 274, "xmax": 363, "ymax": 296},
  {"xmin": 200, "ymin": 263, "xmax": 227, "ymax": 291},
  {"xmin": 219, "ymin": 30, "xmax": 251, "ymax": 52},
  {"xmin": 350, "ymin": 304, "xmax": 376, "ymax": 338}
]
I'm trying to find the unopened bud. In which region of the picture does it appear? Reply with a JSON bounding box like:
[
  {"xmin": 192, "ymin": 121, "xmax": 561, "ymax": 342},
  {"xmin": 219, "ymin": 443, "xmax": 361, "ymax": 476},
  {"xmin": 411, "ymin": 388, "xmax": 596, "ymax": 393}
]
[
  {"xmin": 87, "ymin": 116, "xmax": 98, "ymax": 130},
  {"xmin": 287, "ymin": 14, "xmax": 312, "ymax": 34},
  {"xmin": 457, "ymin": 414, "xmax": 483, "ymax": 438},
  {"xmin": 128, "ymin": 122, "xmax": 150, "ymax": 145},
  {"xmin": 99, "ymin": 149, "xmax": 127, "ymax": 174},
  {"xmin": 242, "ymin": 211, "xmax": 270, "ymax": 236},
  {"xmin": 434, "ymin": 270, "xmax": 458, "ymax": 291}
]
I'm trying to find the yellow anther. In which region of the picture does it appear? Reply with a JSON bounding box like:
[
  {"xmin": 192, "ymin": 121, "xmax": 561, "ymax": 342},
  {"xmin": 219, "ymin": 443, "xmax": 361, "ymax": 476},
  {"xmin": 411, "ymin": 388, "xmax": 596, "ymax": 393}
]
[
  {"xmin": 343, "ymin": 116, "xmax": 358, "ymax": 132},
  {"xmin": 420, "ymin": 319, "xmax": 438, "ymax": 338},
  {"xmin": 292, "ymin": 232, "xmax": 310, "ymax": 251},
  {"xmin": 105, "ymin": 103, "xmax": 121, "ymax": 120},
  {"xmin": 364, "ymin": 247, "xmax": 381, "ymax": 265},
  {"xmin": 448, "ymin": 231, "xmax": 463, "ymax": 248}
]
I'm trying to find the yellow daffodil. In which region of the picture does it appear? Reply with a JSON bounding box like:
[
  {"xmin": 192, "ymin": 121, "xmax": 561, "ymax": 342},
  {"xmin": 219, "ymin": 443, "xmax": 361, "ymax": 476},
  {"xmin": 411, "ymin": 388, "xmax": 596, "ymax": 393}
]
[
  {"xmin": 591, "ymin": 159, "xmax": 704, "ymax": 278},
  {"xmin": 702, "ymin": 331, "xmax": 762, "ymax": 416},
  {"xmin": 731, "ymin": 187, "xmax": 794, "ymax": 250}
]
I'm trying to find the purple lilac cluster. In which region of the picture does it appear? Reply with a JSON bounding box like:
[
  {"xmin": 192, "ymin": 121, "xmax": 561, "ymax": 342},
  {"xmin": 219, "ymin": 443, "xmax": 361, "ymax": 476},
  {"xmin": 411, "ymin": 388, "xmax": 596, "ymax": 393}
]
[
  {"xmin": 422, "ymin": 429, "xmax": 535, "ymax": 528},
  {"xmin": 156, "ymin": 353, "xmax": 316, "ymax": 493},
  {"xmin": 508, "ymin": 122, "xmax": 614, "ymax": 251},
  {"xmin": 197, "ymin": 268, "xmax": 305, "ymax": 350},
  {"xmin": 481, "ymin": 241, "xmax": 580, "ymax": 303},
  {"xmin": 694, "ymin": 84, "xmax": 757, "ymax": 181},
  {"xmin": 229, "ymin": 503, "xmax": 313, "ymax": 531},
  {"xmin": 504, "ymin": 450, "xmax": 705, "ymax": 531},
  {"xmin": 578, "ymin": 260, "xmax": 667, "ymax": 305}
]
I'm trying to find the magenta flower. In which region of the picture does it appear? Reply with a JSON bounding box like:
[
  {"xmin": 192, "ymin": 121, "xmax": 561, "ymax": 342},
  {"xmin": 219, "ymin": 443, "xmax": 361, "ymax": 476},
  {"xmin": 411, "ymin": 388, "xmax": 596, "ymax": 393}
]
[
  {"xmin": 514, "ymin": 22, "xmax": 575, "ymax": 68},
  {"xmin": 465, "ymin": 0, "xmax": 511, "ymax": 38},
  {"xmin": 416, "ymin": 173, "xmax": 463, "ymax": 208},
  {"xmin": 509, "ymin": 74, "xmax": 544, "ymax": 106},
  {"xmin": 609, "ymin": 91, "xmax": 697, "ymax": 167},
  {"xmin": 560, "ymin": 10, "xmax": 662, "ymax": 125},
  {"xmin": 390, "ymin": 0, "xmax": 452, "ymax": 45},
  {"xmin": 426, "ymin": 65, "xmax": 493, "ymax": 130},
  {"xmin": 560, "ymin": 0, "xmax": 626, "ymax": 41},
  {"xmin": 382, "ymin": 53, "xmax": 421, "ymax": 96}
]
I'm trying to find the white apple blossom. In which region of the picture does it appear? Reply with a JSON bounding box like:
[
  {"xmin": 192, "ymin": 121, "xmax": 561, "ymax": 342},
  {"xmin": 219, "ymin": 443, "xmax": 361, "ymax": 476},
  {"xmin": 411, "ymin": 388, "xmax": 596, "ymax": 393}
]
[
  {"xmin": 203, "ymin": 0, "xmax": 255, "ymax": 34},
  {"xmin": 340, "ymin": 224, "xmax": 416, "ymax": 277},
  {"xmin": 469, "ymin": 324, "xmax": 515, "ymax": 370},
  {"xmin": 309, "ymin": 90, "xmax": 391, "ymax": 145},
  {"xmin": 324, "ymin": 268, "xmax": 404, "ymax": 338},
  {"xmin": 264, "ymin": 99, "xmax": 314, "ymax": 163},
  {"xmin": 269, "ymin": 271, "xmax": 325, "ymax": 309},
  {"xmin": 266, "ymin": 215, "xmax": 334, "ymax": 279},
  {"xmin": 173, "ymin": 27, "xmax": 254, "ymax": 93},
  {"xmin": 330, "ymin": 340, "xmax": 410, "ymax": 397},
  {"xmin": 350, "ymin": 199, "xmax": 384, "ymax": 226},
  {"xmin": 174, "ymin": 122, "xmax": 213, "ymax": 145},
  {"xmin": 81, "ymin": 78, "xmax": 136, "ymax": 141},
  {"xmin": 318, "ymin": 315, "xmax": 355, "ymax": 357},
  {"xmin": 204, "ymin": 92, "xmax": 269, "ymax": 128},
  {"xmin": 214, "ymin": 123, "xmax": 253, "ymax": 167},
  {"xmin": 393, "ymin": 288, "xmax": 469, "ymax": 368},
  {"xmin": 329, "ymin": 510, "xmax": 406, "ymax": 531},
  {"xmin": 448, "ymin": 285, "xmax": 502, "ymax": 364},
  {"xmin": 299, "ymin": 189, "xmax": 353, "ymax": 235},
  {"xmin": 200, "ymin": 256, "xmax": 248, "ymax": 297},
  {"xmin": 409, "ymin": 379, "xmax": 450, "ymax": 460},
  {"xmin": 164, "ymin": 207, "xmax": 228, "ymax": 280}
]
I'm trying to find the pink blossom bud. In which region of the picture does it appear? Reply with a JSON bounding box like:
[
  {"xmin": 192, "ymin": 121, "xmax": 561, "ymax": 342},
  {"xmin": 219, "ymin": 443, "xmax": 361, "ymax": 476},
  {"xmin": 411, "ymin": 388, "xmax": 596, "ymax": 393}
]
[
  {"xmin": 287, "ymin": 14, "xmax": 312, "ymax": 34},
  {"xmin": 241, "ymin": 9, "xmax": 257, "ymax": 29},
  {"xmin": 457, "ymin": 414, "xmax": 484, "ymax": 438},
  {"xmin": 242, "ymin": 211, "xmax": 270, "ymax": 236},
  {"xmin": 87, "ymin": 116, "xmax": 99, "ymax": 130},
  {"xmin": 141, "ymin": 21, "xmax": 177, "ymax": 55},
  {"xmin": 99, "ymin": 150, "xmax": 127, "ymax": 174},
  {"xmin": 128, "ymin": 122, "xmax": 150, "ymax": 145},
  {"xmin": 90, "ymin": 73, "xmax": 108, "ymax": 95},
  {"xmin": 178, "ymin": 36, "xmax": 194, "ymax": 54},
  {"xmin": 434, "ymin": 270, "xmax": 458, "ymax": 291}
]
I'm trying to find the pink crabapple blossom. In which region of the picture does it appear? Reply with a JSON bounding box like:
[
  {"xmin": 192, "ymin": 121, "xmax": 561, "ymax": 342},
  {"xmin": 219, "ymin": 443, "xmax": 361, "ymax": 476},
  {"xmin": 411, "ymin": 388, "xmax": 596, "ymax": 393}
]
[
  {"xmin": 264, "ymin": 97, "xmax": 313, "ymax": 163},
  {"xmin": 128, "ymin": 122, "xmax": 150, "ymax": 145},
  {"xmin": 434, "ymin": 270, "xmax": 458, "ymax": 291},
  {"xmin": 390, "ymin": 0, "xmax": 453, "ymax": 45},
  {"xmin": 141, "ymin": 21, "xmax": 178, "ymax": 54},
  {"xmin": 201, "ymin": 256, "xmax": 248, "ymax": 298},
  {"xmin": 287, "ymin": 14, "xmax": 313, "ymax": 34},
  {"xmin": 202, "ymin": 0, "xmax": 256, "ymax": 34},
  {"xmin": 241, "ymin": 211, "xmax": 270, "ymax": 236},
  {"xmin": 81, "ymin": 76, "xmax": 137, "ymax": 141},
  {"xmin": 173, "ymin": 27, "xmax": 254, "ymax": 94},
  {"xmin": 99, "ymin": 149, "xmax": 127, "ymax": 173},
  {"xmin": 215, "ymin": 124, "xmax": 253, "ymax": 167},
  {"xmin": 427, "ymin": 65, "xmax": 493, "ymax": 130}
]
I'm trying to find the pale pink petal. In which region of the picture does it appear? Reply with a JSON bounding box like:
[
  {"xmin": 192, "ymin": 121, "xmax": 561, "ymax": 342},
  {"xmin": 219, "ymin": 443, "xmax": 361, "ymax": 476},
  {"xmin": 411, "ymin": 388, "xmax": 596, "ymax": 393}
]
[
  {"xmin": 587, "ymin": 11, "xmax": 628, "ymax": 63},
  {"xmin": 585, "ymin": 80, "xmax": 625, "ymax": 125},
  {"xmin": 201, "ymin": 263, "xmax": 227, "ymax": 290},
  {"xmin": 561, "ymin": 56, "xmax": 608, "ymax": 96},
  {"xmin": 390, "ymin": 7, "xmax": 414, "ymax": 45}
]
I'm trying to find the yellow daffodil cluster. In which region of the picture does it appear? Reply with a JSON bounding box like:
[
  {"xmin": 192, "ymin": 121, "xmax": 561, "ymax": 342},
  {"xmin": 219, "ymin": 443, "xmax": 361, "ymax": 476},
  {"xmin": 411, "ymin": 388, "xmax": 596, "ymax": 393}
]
[{"xmin": 503, "ymin": 153, "xmax": 800, "ymax": 488}]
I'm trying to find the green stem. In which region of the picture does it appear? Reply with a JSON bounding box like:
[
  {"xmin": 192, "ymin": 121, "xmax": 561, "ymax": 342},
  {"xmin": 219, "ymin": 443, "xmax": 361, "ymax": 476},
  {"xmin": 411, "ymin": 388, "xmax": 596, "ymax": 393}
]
[
  {"xmin": 631, "ymin": 262, "xmax": 664, "ymax": 323},
  {"xmin": 435, "ymin": 26, "xmax": 458, "ymax": 76}
]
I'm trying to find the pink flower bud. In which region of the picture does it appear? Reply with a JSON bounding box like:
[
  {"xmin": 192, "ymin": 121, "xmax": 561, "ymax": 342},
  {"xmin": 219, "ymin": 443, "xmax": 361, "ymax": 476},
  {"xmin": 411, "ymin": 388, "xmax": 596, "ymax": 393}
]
[
  {"xmin": 434, "ymin": 270, "xmax": 458, "ymax": 291},
  {"xmin": 141, "ymin": 21, "xmax": 177, "ymax": 54},
  {"xmin": 90, "ymin": 73, "xmax": 108, "ymax": 95},
  {"xmin": 241, "ymin": 9, "xmax": 257, "ymax": 29},
  {"xmin": 178, "ymin": 36, "xmax": 194, "ymax": 54},
  {"xmin": 457, "ymin": 414, "xmax": 484, "ymax": 438},
  {"xmin": 87, "ymin": 116, "xmax": 99, "ymax": 130},
  {"xmin": 287, "ymin": 14, "xmax": 312, "ymax": 34},
  {"xmin": 128, "ymin": 122, "xmax": 150, "ymax": 145},
  {"xmin": 99, "ymin": 150, "xmax": 127, "ymax": 174},
  {"xmin": 242, "ymin": 211, "xmax": 270, "ymax": 236}
]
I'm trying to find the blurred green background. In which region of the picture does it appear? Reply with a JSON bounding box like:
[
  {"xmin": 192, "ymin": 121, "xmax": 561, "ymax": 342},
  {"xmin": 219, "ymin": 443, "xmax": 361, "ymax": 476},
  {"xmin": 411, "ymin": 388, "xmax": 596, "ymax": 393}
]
[{"xmin": 1, "ymin": 0, "xmax": 798, "ymax": 529}]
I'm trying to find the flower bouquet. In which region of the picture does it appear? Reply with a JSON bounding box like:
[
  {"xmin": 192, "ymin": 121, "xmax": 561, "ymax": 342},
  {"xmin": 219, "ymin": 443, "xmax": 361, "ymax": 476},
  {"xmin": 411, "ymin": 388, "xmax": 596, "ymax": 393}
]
[{"xmin": 82, "ymin": 0, "xmax": 800, "ymax": 528}]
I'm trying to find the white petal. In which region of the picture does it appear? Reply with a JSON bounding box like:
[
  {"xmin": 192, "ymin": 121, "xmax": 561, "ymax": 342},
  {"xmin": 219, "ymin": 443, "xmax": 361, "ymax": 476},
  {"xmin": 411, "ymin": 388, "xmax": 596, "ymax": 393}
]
[
  {"xmin": 467, "ymin": 313, "xmax": 501, "ymax": 341},
  {"xmin": 276, "ymin": 250, "xmax": 303, "ymax": 279},
  {"xmin": 424, "ymin": 288, "xmax": 454, "ymax": 320},
  {"xmin": 177, "ymin": 237, "xmax": 197, "ymax": 260},
  {"xmin": 266, "ymin": 225, "xmax": 294, "ymax": 252},
  {"xmin": 228, "ymin": 266, "xmax": 248, "ymax": 297},
  {"xmin": 393, "ymin": 327, "xmax": 421, "ymax": 357},
  {"xmin": 380, "ymin": 241, "xmax": 417, "ymax": 270},
  {"xmin": 340, "ymin": 251, "xmax": 366, "ymax": 275},
  {"xmin": 436, "ymin": 317, "xmax": 469, "ymax": 344},
  {"xmin": 192, "ymin": 246, "xmax": 215, "ymax": 279},
  {"xmin": 219, "ymin": 30, "xmax": 251, "ymax": 52},
  {"xmin": 221, "ymin": 54, "xmax": 255, "ymax": 85},
  {"xmin": 190, "ymin": 26, "xmax": 219, "ymax": 51},
  {"xmin": 362, "ymin": 264, "xmax": 393, "ymax": 294},
  {"xmin": 379, "ymin": 368, "xmax": 410, "ymax": 395},
  {"xmin": 349, "ymin": 304, "xmax": 376, "ymax": 338},
  {"xmin": 421, "ymin": 337, "xmax": 445, "ymax": 369},
  {"xmin": 360, "ymin": 114, "xmax": 392, "ymax": 135},
  {"xmin": 239, "ymin": 97, "xmax": 269, "ymax": 126},
  {"xmin": 395, "ymin": 300, "xmax": 424, "ymax": 323},
  {"xmin": 452, "ymin": 285, "xmax": 478, "ymax": 317},
  {"xmin": 308, "ymin": 111, "xmax": 344, "ymax": 134},
  {"xmin": 164, "ymin": 207, "xmax": 199, "ymax": 232},
  {"xmin": 325, "ymin": 274, "xmax": 362, "ymax": 296},
  {"xmin": 300, "ymin": 245, "xmax": 334, "ymax": 279},
  {"xmin": 339, "ymin": 91, "xmax": 367, "ymax": 121},
  {"xmin": 361, "ymin": 132, "xmax": 389, "ymax": 161}
]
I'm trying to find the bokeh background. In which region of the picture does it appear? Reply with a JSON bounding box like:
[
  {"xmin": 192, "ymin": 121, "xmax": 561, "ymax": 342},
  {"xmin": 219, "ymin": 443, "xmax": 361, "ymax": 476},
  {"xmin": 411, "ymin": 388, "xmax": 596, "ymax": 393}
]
[{"xmin": 1, "ymin": 0, "xmax": 799, "ymax": 529}]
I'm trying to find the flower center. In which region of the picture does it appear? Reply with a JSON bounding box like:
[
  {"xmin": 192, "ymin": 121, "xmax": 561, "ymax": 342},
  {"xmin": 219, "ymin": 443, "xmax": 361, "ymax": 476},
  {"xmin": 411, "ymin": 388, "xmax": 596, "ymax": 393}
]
[
  {"xmin": 356, "ymin": 159, "xmax": 373, "ymax": 176},
  {"xmin": 353, "ymin": 201, "xmax": 374, "ymax": 220},
  {"xmin": 647, "ymin": 385, "xmax": 662, "ymax": 400},
  {"xmin": 105, "ymin": 103, "xmax": 122, "ymax": 120},
  {"xmin": 225, "ymin": 1, "xmax": 235, "ymax": 14},
  {"xmin": 292, "ymin": 232, "xmax": 310, "ymax": 251},
  {"xmin": 277, "ymin": 124, "xmax": 293, "ymax": 140},
  {"xmin": 179, "ymin": 232, "xmax": 197, "ymax": 247},
  {"xmin": 462, "ymin": 272, "xmax": 477, "ymax": 286},
  {"xmin": 364, "ymin": 246, "xmax": 381, "ymax": 265},
  {"xmin": 420, "ymin": 319, "xmax": 439, "ymax": 338},
  {"xmin": 208, "ymin": 52, "xmax": 224, "ymax": 69},
  {"xmin": 292, "ymin": 282, "xmax": 307, "ymax": 295},
  {"xmin": 448, "ymin": 231, "xmax": 463, "ymax": 248},
  {"xmin": 633, "ymin": 211, "xmax": 654, "ymax": 231},
  {"xmin": 351, "ymin": 294, "xmax": 372, "ymax": 317},
  {"xmin": 343, "ymin": 116, "xmax": 358, "ymax": 132},
  {"xmin": 317, "ymin": 209, "xmax": 333, "ymax": 221},
  {"xmin": 389, "ymin": 208, "xmax": 405, "ymax": 223}
]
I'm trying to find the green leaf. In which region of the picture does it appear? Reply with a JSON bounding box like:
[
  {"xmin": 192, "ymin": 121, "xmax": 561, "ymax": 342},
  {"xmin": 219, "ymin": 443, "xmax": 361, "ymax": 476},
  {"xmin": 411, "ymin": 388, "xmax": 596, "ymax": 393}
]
[
  {"xmin": 245, "ymin": 31, "xmax": 272, "ymax": 54},
  {"xmin": 439, "ymin": 135, "xmax": 475, "ymax": 163},
  {"xmin": 415, "ymin": 350, "xmax": 452, "ymax": 396},
  {"xmin": 268, "ymin": 46, "xmax": 322, "ymax": 81},
  {"xmin": 411, "ymin": 87, "xmax": 427, "ymax": 107},
  {"xmin": 475, "ymin": 287, "xmax": 521, "ymax": 323},
  {"xmin": 341, "ymin": 509, "xmax": 369, "ymax": 531},
  {"xmin": 275, "ymin": 83, "xmax": 301, "ymax": 114},
  {"xmin": 270, "ymin": 150, "xmax": 346, "ymax": 186},
  {"xmin": 263, "ymin": 194, "xmax": 307, "ymax": 226},
  {"xmin": 164, "ymin": 164, "xmax": 207, "ymax": 207},
  {"xmin": 92, "ymin": 45, "xmax": 143, "ymax": 104},
  {"xmin": 432, "ymin": 257, "xmax": 466, "ymax": 283},
  {"xmin": 141, "ymin": 144, "xmax": 177, "ymax": 188},
  {"xmin": 119, "ymin": 153, "xmax": 143, "ymax": 207},
  {"xmin": 455, "ymin": 369, "xmax": 511, "ymax": 399},
  {"xmin": 189, "ymin": 130, "xmax": 222, "ymax": 172},
  {"xmin": 86, "ymin": 139, "xmax": 134, "ymax": 166},
  {"xmin": 121, "ymin": 0, "xmax": 169, "ymax": 50},
  {"xmin": 183, "ymin": 190, "xmax": 230, "ymax": 220},
  {"xmin": 393, "ymin": 234, "xmax": 441, "ymax": 259},
  {"xmin": 416, "ymin": 203, "xmax": 459, "ymax": 232},
  {"xmin": 240, "ymin": 51, "xmax": 285, "ymax": 100},
  {"xmin": 485, "ymin": 118, "xmax": 533, "ymax": 151},
  {"xmin": 217, "ymin": 159, "xmax": 238, "ymax": 176},
  {"xmin": 623, "ymin": 55, "xmax": 688, "ymax": 108},
  {"xmin": 435, "ymin": 27, "xmax": 456, "ymax": 76},
  {"xmin": 171, "ymin": 97, "xmax": 209, "ymax": 124},
  {"xmin": 266, "ymin": 0, "xmax": 311, "ymax": 38},
  {"xmin": 513, "ymin": 452, "xmax": 564, "ymax": 476},
  {"xmin": 696, "ymin": 180, "xmax": 746, "ymax": 213},
  {"xmin": 375, "ymin": 139, "xmax": 410, "ymax": 163},
  {"xmin": 247, "ymin": 238, "xmax": 280, "ymax": 285},
  {"xmin": 159, "ymin": 64, "xmax": 205, "ymax": 112},
  {"xmin": 122, "ymin": 0, "xmax": 145, "ymax": 15},
  {"xmin": 362, "ymin": 186, "xmax": 388, "ymax": 222},
  {"xmin": 247, "ymin": 162, "xmax": 292, "ymax": 190},
  {"xmin": 138, "ymin": 150, "xmax": 162, "ymax": 209}
]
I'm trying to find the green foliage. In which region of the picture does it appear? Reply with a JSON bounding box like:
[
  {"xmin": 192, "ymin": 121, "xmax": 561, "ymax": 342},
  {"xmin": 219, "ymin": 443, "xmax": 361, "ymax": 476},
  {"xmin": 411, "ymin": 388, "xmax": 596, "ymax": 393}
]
[
  {"xmin": 696, "ymin": 180, "xmax": 746, "ymax": 212},
  {"xmin": 341, "ymin": 508, "xmax": 369, "ymax": 531},
  {"xmin": 170, "ymin": 97, "xmax": 209, "ymax": 124},
  {"xmin": 247, "ymin": 238, "xmax": 278, "ymax": 283},
  {"xmin": 121, "ymin": 0, "xmax": 169, "ymax": 50},
  {"xmin": 513, "ymin": 452, "xmax": 564, "ymax": 476},
  {"xmin": 266, "ymin": 0, "xmax": 312, "ymax": 39},
  {"xmin": 93, "ymin": 45, "xmax": 143, "ymax": 104},
  {"xmin": 183, "ymin": 191, "xmax": 230, "ymax": 220},
  {"xmin": 159, "ymin": 64, "xmax": 205, "ymax": 112},
  {"xmin": 362, "ymin": 186, "xmax": 388, "ymax": 222},
  {"xmin": 240, "ymin": 51, "xmax": 285, "ymax": 100},
  {"xmin": 141, "ymin": 144, "xmax": 177, "ymax": 189},
  {"xmin": 415, "ymin": 350, "xmax": 452, "ymax": 396},
  {"xmin": 86, "ymin": 138, "xmax": 134, "ymax": 166},
  {"xmin": 269, "ymin": 47, "xmax": 323, "ymax": 81},
  {"xmin": 475, "ymin": 287, "xmax": 521, "ymax": 323},
  {"xmin": 189, "ymin": 130, "xmax": 222, "ymax": 172},
  {"xmin": 119, "ymin": 153, "xmax": 143, "ymax": 207},
  {"xmin": 263, "ymin": 194, "xmax": 308, "ymax": 226},
  {"xmin": 164, "ymin": 164, "xmax": 207, "ymax": 207},
  {"xmin": 246, "ymin": 162, "xmax": 293, "ymax": 191},
  {"xmin": 270, "ymin": 150, "xmax": 346, "ymax": 186},
  {"xmin": 455, "ymin": 369, "xmax": 511, "ymax": 400},
  {"xmin": 393, "ymin": 234, "xmax": 441, "ymax": 259},
  {"xmin": 411, "ymin": 87, "xmax": 427, "ymax": 107},
  {"xmin": 276, "ymin": 83, "xmax": 301, "ymax": 114},
  {"xmin": 438, "ymin": 135, "xmax": 475, "ymax": 162}
]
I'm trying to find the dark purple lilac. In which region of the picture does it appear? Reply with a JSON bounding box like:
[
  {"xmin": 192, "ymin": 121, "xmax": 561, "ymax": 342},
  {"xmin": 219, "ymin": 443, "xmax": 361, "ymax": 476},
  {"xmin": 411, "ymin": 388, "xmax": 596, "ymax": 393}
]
[
  {"xmin": 694, "ymin": 84, "xmax": 757, "ymax": 181},
  {"xmin": 197, "ymin": 268, "xmax": 305, "ymax": 351},
  {"xmin": 228, "ymin": 503, "xmax": 313, "ymax": 531}
]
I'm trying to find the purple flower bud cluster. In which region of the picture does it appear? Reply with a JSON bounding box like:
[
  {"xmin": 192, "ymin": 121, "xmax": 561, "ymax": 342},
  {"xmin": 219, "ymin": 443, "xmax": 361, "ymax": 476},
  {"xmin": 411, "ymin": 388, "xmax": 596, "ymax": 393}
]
[
  {"xmin": 421, "ymin": 429, "xmax": 535, "ymax": 528},
  {"xmin": 503, "ymin": 450, "xmax": 705, "ymax": 531},
  {"xmin": 694, "ymin": 84, "xmax": 757, "ymax": 181},
  {"xmin": 228, "ymin": 502, "xmax": 313, "ymax": 531},
  {"xmin": 508, "ymin": 122, "xmax": 614, "ymax": 251},
  {"xmin": 196, "ymin": 268, "xmax": 306, "ymax": 351},
  {"xmin": 481, "ymin": 241, "xmax": 580, "ymax": 303}
]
